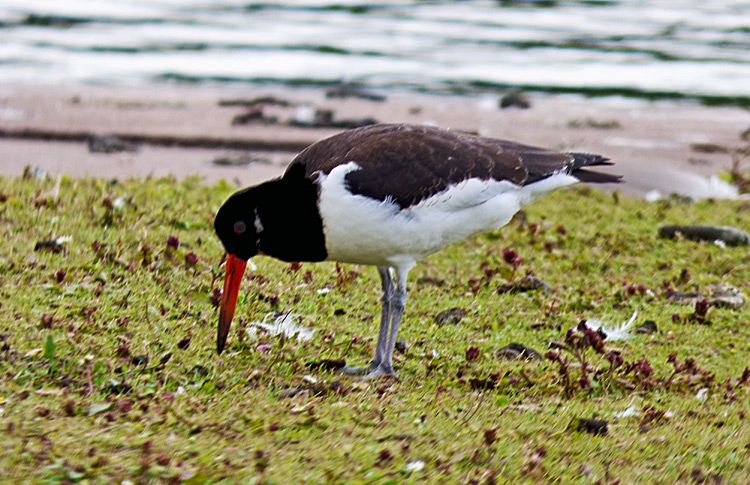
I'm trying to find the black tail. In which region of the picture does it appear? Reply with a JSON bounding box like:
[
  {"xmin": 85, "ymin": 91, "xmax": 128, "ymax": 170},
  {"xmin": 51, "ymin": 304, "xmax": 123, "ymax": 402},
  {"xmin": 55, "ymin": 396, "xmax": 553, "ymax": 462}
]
[{"xmin": 569, "ymin": 152, "xmax": 622, "ymax": 184}]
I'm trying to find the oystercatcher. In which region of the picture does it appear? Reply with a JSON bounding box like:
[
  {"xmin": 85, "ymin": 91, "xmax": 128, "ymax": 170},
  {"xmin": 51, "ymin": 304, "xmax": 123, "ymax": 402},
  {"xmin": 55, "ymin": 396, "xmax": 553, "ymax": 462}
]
[{"xmin": 214, "ymin": 123, "xmax": 619, "ymax": 378}]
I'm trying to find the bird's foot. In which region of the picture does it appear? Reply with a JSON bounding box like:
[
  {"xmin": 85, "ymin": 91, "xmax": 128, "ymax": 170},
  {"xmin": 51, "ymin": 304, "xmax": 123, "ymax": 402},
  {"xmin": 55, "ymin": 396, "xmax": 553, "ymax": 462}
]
[
  {"xmin": 341, "ymin": 361, "xmax": 396, "ymax": 380},
  {"xmin": 362, "ymin": 364, "xmax": 397, "ymax": 381},
  {"xmin": 341, "ymin": 359, "xmax": 379, "ymax": 376},
  {"xmin": 341, "ymin": 365, "xmax": 372, "ymax": 376}
]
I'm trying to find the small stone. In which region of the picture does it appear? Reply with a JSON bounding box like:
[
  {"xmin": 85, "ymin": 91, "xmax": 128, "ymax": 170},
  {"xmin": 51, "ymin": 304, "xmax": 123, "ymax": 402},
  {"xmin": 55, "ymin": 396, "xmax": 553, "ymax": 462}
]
[
  {"xmin": 659, "ymin": 225, "xmax": 750, "ymax": 246},
  {"xmin": 325, "ymin": 82, "xmax": 386, "ymax": 102},
  {"xmin": 496, "ymin": 342, "xmax": 542, "ymax": 360},
  {"xmin": 634, "ymin": 320, "xmax": 658, "ymax": 334},
  {"xmin": 88, "ymin": 135, "xmax": 139, "ymax": 154},
  {"xmin": 572, "ymin": 417, "xmax": 608, "ymax": 436},
  {"xmin": 499, "ymin": 90, "xmax": 531, "ymax": 109},
  {"xmin": 231, "ymin": 108, "xmax": 278, "ymax": 126},
  {"xmin": 34, "ymin": 239, "xmax": 65, "ymax": 254},
  {"xmin": 706, "ymin": 284, "xmax": 745, "ymax": 310},
  {"xmin": 434, "ymin": 307, "xmax": 466, "ymax": 325},
  {"xmin": 497, "ymin": 275, "xmax": 551, "ymax": 294},
  {"xmin": 305, "ymin": 358, "xmax": 346, "ymax": 371},
  {"xmin": 666, "ymin": 290, "xmax": 702, "ymax": 305}
]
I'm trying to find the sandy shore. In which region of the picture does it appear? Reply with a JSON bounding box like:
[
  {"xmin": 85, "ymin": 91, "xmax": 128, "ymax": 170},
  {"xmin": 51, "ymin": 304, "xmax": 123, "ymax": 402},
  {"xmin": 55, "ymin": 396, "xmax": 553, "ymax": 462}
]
[{"xmin": 0, "ymin": 83, "xmax": 747, "ymax": 198}]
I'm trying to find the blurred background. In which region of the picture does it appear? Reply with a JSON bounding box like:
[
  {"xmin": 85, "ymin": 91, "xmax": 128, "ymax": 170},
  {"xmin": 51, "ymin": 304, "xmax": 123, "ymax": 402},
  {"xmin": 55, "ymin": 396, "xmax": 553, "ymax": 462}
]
[{"xmin": 1, "ymin": 0, "xmax": 748, "ymax": 105}]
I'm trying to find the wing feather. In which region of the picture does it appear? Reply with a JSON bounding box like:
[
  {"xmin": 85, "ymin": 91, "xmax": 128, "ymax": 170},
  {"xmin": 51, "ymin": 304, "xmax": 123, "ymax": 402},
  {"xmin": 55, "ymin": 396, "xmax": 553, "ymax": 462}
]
[{"xmin": 285, "ymin": 124, "xmax": 618, "ymax": 209}]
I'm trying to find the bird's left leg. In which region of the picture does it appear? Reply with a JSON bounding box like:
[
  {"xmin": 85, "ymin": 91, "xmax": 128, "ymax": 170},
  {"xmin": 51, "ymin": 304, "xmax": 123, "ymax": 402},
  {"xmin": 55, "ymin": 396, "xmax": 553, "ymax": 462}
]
[
  {"xmin": 342, "ymin": 266, "xmax": 393, "ymax": 375},
  {"xmin": 366, "ymin": 264, "xmax": 411, "ymax": 379}
]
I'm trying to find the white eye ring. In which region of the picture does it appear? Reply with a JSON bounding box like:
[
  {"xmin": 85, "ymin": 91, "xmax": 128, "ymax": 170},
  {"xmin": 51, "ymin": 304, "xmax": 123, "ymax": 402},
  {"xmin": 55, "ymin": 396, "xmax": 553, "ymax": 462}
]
[{"xmin": 233, "ymin": 220, "xmax": 247, "ymax": 234}]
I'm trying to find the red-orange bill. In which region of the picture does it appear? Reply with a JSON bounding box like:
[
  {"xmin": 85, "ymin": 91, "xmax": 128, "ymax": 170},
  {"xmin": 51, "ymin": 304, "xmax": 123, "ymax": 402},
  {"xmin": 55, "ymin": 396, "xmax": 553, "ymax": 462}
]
[{"xmin": 217, "ymin": 253, "xmax": 248, "ymax": 354}]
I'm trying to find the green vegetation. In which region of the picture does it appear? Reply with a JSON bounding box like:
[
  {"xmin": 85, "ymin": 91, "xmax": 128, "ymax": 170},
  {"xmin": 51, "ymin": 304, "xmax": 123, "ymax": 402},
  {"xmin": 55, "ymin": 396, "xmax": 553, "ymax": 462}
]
[{"xmin": 1, "ymin": 174, "xmax": 749, "ymax": 483}]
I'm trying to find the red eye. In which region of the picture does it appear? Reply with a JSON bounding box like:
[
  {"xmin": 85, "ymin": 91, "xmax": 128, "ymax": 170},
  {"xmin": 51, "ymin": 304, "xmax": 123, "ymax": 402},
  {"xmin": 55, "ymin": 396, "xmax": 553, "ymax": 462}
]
[{"xmin": 233, "ymin": 221, "xmax": 246, "ymax": 234}]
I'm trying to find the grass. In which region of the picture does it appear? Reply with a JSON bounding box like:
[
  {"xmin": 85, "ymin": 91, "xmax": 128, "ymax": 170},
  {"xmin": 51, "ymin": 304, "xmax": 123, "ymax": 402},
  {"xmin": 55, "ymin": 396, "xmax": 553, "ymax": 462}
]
[{"xmin": 1, "ymin": 174, "xmax": 749, "ymax": 483}]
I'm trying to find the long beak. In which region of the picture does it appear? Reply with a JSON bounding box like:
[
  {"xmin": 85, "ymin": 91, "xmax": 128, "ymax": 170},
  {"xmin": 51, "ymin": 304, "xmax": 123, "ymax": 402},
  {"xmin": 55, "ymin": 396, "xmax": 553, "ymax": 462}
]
[{"xmin": 217, "ymin": 253, "xmax": 248, "ymax": 354}]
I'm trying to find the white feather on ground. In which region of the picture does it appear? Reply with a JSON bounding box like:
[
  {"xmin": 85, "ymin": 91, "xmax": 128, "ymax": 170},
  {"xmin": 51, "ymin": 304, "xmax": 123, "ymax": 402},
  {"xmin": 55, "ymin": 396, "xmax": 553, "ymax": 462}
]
[
  {"xmin": 584, "ymin": 311, "xmax": 638, "ymax": 341},
  {"xmin": 245, "ymin": 313, "xmax": 315, "ymax": 342}
]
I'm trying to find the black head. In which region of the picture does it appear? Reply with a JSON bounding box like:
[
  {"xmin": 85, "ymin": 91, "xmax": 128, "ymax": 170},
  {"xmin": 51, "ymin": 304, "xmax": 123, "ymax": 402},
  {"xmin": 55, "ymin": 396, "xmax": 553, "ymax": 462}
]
[
  {"xmin": 215, "ymin": 170, "xmax": 327, "ymax": 264},
  {"xmin": 214, "ymin": 187, "xmax": 261, "ymax": 260}
]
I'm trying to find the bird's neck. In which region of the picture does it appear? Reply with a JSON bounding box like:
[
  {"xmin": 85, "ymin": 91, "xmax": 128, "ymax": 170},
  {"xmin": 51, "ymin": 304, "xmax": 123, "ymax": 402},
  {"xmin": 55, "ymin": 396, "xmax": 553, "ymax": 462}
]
[{"xmin": 255, "ymin": 175, "xmax": 328, "ymax": 263}]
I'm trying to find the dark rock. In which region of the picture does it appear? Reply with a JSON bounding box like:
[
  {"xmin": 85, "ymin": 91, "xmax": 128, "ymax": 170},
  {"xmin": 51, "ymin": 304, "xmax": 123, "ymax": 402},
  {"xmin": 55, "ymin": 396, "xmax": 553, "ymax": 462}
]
[
  {"xmin": 690, "ymin": 143, "xmax": 730, "ymax": 154},
  {"xmin": 289, "ymin": 108, "xmax": 377, "ymax": 129},
  {"xmin": 706, "ymin": 284, "xmax": 745, "ymax": 310},
  {"xmin": 218, "ymin": 96, "xmax": 291, "ymax": 107},
  {"xmin": 499, "ymin": 90, "xmax": 531, "ymax": 109},
  {"xmin": 496, "ymin": 342, "xmax": 542, "ymax": 360},
  {"xmin": 468, "ymin": 378, "xmax": 497, "ymax": 390},
  {"xmin": 659, "ymin": 225, "xmax": 750, "ymax": 246},
  {"xmin": 305, "ymin": 358, "xmax": 346, "ymax": 371},
  {"xmin": 434, "ymin": 307, "xmax": 466, "ymax": 325},
  {"xmin": 325, "ymin": 82, "xmax": 386, "ymax": 102},
  {"xmin": 231, "ymin": 108, "xmax": 278, "ymax": 126},
  {"xmin": 634, "ymin": 320, "xmax": 658, "ymax": 334},
  {"xmin": 88, "ymin": 135, "xmax": 139, "ymax": 154},
  {"xmin": 497, "ymin": 275, "xmax": 551, "ymax": 294},
  {"xmin": 567, "ymin": 118, "xmax": 621, "ymax": 130},
  {"xmin": 572, "ymin": 417, "xmax": 608, "ymax": 436},
  {"xmin": 666, "ymin": 289, "xmax": 702, "ymax": 305},
  {"xmin": 667, "ymin": 285, "xmax": 745, "ymax": 310},
  {"xmin": 34, "ymin": 239, "xmax": 66, "ymax": 254}
]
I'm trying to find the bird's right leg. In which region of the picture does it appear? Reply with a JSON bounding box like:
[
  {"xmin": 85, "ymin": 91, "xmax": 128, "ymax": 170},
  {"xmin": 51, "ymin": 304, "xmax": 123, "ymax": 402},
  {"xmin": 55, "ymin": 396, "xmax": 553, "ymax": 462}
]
[{"xmin": 342, "ymin": 266, "xmax": 393, "ymax": 375}]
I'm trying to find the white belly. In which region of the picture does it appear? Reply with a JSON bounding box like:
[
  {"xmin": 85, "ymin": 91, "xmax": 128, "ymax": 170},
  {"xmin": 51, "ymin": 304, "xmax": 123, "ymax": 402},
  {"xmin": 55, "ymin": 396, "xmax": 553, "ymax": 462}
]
[{"xmin": 316, "ymin": 162, "xmax": 578, "ymax": 267}]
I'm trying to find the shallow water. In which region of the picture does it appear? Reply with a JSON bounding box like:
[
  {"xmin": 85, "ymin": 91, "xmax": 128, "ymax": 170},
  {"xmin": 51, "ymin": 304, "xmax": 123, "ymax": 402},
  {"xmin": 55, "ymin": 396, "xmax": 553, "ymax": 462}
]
[{"xmin": 1, "ymin": 0, "xmax": 748, "ymax": 104}]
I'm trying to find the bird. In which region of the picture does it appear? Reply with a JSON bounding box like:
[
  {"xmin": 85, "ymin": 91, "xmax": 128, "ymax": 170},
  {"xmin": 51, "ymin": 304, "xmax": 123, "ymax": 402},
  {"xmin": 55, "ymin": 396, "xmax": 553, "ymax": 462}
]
[{"xmin": 214, "ymin": 123, "xmax": 620, "ymax": 378}]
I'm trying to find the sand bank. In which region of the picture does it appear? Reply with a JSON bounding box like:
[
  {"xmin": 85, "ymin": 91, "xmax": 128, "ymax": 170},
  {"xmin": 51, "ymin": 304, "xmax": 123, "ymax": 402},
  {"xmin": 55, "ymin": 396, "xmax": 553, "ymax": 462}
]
[{"xmin": 0, "ymin": 83, "xmax": 747, "ymax": 198}]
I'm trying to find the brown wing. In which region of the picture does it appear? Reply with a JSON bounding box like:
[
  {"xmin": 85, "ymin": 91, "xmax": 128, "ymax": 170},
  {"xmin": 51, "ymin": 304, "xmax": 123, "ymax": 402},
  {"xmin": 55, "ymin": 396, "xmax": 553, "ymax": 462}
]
[{"xmin": 285, "ymin": 124, "xmax": 616, "ymax": 209}]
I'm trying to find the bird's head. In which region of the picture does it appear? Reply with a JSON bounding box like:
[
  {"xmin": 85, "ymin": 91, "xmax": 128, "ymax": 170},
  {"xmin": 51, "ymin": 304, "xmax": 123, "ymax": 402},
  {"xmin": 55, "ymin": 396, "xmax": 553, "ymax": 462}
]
[
  {"xmin": 213, "ymin": 188, "xmax": 261, "ymax": 354},
  {"xmin": 214, "ymin": 189, "xmax": 262, "ymax": 261}
]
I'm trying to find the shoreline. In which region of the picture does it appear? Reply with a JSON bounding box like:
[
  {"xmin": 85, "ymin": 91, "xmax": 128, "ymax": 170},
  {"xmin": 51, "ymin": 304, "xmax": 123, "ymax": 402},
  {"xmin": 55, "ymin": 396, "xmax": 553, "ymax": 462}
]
[{"xmin": 0, "ymin": 82, "xmax": 747, "ymax": 198}]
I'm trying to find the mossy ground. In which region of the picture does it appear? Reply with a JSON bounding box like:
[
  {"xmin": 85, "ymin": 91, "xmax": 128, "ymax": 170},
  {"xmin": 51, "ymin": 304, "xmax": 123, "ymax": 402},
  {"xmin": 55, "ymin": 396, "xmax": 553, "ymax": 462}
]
[{"xmin": 0, "ymin": 175, "xmax": 749, "ymax": 484}]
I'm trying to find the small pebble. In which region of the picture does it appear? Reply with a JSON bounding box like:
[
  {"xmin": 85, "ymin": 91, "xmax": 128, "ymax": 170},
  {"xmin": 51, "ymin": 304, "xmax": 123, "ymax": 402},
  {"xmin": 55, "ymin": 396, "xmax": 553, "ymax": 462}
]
[
  {"xmin": 634, "ymin": 320, "xmax": 658, "ymax": 334},
  {"xmin": 499, "ymin": 91, "xmax": 531, "ymax": 109},
  {"xmin": 572, "ymin": 417, "xmax": 608, "ymax": 436},
  {"xmin": 496, "ymin": 342, "xmax": 542, "ymax": 360},
  {"xmin": 434, "ymin": 307, "xmax": 466, "ymax": 325},
  {"xmin": 659, "ymin": 225, "xmax": 749, "ymax": 246}
]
